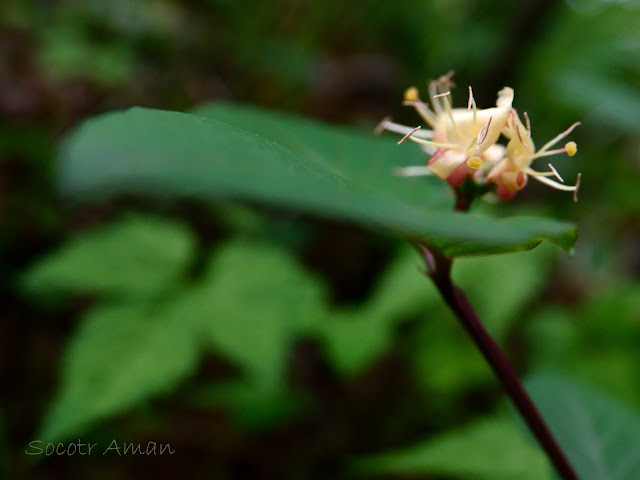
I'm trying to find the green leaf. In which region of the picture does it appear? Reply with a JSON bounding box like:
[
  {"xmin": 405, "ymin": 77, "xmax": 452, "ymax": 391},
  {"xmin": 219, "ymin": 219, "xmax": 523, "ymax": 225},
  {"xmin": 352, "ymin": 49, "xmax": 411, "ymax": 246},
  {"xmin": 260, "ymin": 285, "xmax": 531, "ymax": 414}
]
[
  {"xmin": 526, "ymin": 373, "xmax": 640, "ymax": 480},
  {"xmin": 355, "ymin": 416, "xmax": 552, "ymax": 480},
  {"xmin": 557, "ymin": 72, "xmax": 640, "ymax": 136},
  {"xmin": 193, "ymin": 241, "xmax": 327, "ymax": 390},
  {"xmin": 321, "ymin": 244, "xmax": 552, "ymax": 379},
  {"xmin": 318, "ymin": 248, "xmax": 440, "ymax": 377},
  {"xmin": 189, "ymin": 381, "xmax": 303, "ymax": 431},
  {"xmin": 22, "ymin": 215, "xmax": 194, "ymax": 299},
  {"xmin": 57, "ymin": 105, "xmax": 577, "ymax": 257},
  {"xmin": 39, "ymin": 298, "xmax": 201, "ymax": 441},
  {"xmin": 319, "ymin": 312, "xmax": 392, "ymax": 378},
  {"xmin": 526, "ymin": 286, "xmax": 640, "ymax": 408}
]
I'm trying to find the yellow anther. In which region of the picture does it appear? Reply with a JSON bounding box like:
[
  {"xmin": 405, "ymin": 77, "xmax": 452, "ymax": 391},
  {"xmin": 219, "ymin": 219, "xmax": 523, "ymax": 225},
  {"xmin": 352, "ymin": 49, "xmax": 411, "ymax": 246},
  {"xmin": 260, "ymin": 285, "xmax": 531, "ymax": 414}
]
[
  {"xmin": 467, "ymin": 156, "xmax": 483, "ymax": 169},
  {"xmin": 404, "ymin": 86, "xmax": 419, "ymax": 102},
  {"xmin": 565, "ymin": 141, "xmax": 577, "ymax": 156}
]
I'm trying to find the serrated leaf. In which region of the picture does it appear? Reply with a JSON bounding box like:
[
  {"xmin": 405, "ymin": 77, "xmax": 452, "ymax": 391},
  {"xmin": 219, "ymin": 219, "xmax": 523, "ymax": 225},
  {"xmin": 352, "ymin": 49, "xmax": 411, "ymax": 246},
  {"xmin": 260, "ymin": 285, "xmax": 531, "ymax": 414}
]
[
  {"xmin": 57, "ymin": 105, "xmax": 577, "ymax": 257},
  {"xmin": 39, "ymin": 299, "xmax": 201, "ymax": 441},
  {"xmin": 22, "ymin": 215, "xmax": 194, "ymax": 299},
  {"xmin": 355, "ymin": 416, "xmax": 552, "ymax": 480},
  {"xmin": 526, "ymin": 373, "xmax": 640, "ymax": 480},
  {"xmin": 193, "ymin": 241, "xmax": 327, "ymax": 390}
]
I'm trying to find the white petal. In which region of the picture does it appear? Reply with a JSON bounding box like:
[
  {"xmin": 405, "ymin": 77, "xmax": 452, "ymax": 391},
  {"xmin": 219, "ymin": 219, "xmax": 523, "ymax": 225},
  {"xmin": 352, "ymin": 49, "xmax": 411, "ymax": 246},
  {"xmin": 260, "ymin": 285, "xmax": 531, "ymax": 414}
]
[{"xmin": 428, "ymin": 151, "xmax": 467, "ymax": 180}]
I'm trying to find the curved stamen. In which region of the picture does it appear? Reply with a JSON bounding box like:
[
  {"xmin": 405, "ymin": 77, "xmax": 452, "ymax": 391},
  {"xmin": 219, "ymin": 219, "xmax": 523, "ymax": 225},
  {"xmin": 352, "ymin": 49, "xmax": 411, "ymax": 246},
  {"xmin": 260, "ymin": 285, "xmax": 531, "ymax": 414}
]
[
  {"xmin": 537, "ymin": 122, "xmax": 581, "ymax": 154},
  {"xmin": 397, "ymin": 125, "xmax": 422, "ymax": 144},
  {"xmin": 514, "ymin": 118, "xmax": 527, "ymax": 147},
  {"xmin": 468, "ymin": 86, "xmax": 477, "ymax": 124},
  {"xmin": 374, "ymin": 116, "xmax": 392, "ymax": 135},
  {"xmin": 547, "ymin": 163, "xmax": 564, "ymax": 182},
  {"xmin": 376, "ymin": 118, "xmax": 434, "ymax": 139},
  {"xmin": 428, "ymin": 71, "xmax": 455, "ymax": 115},
  {"xmin": 530, "ymin": 172, "xmax": 580, "ymax": 195},
  {"xmin": 532, "ymin": 147, "xmax": 571, "ymax": 159},
  {"xmin": 476, "ymin": 116, "xmax": 493, "ymax": 148},
  {"xmin": 525, "ymin": 165, "xmax": 564, "ymax": 182},
  {"xmin": 402, "ymin": 100, "xmax": 438, "ymax": 128},
  {"xmin": 435, "ymin": 91, "xmax": 465, "ymax": 140},
  {"xmin": 526, "ymin": 170, "xmax": 557, "ymax": 177},
  {"xmin": 523, "ymin": 112, "xmax": 532, "ymax": 141},
  {"xmin": 404, "ymin": 135, "xmax": 462, "ymax": 150}
]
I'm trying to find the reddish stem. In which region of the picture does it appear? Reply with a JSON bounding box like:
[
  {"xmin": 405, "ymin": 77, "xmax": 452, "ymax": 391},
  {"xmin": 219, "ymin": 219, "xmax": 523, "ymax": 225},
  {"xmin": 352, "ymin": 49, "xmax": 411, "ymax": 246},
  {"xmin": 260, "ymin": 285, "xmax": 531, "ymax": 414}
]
[{"xmin": 418, "ymin": 188, "xmax": 580, "ymax": 480}]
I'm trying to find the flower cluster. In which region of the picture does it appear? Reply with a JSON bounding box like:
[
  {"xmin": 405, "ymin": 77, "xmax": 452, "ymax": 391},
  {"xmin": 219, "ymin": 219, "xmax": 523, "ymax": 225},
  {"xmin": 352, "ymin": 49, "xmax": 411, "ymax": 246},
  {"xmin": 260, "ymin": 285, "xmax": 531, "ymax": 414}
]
[{"xmin": 377, "ymin": 72, "xmax": 581, "ymax": 201}]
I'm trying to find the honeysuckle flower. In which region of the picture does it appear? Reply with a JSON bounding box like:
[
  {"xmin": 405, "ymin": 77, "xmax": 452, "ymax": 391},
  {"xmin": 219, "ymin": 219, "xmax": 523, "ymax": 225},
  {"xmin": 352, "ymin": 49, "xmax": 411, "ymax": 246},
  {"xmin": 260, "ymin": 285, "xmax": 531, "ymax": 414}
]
[
  {"xmin": 487, "ymin": 110, "xmax": 581, "ymax": 201},
  {"xmin": 378, "ymin": 73, "xmax": 582, "ymax": 202},
  {"xmin": 377, "ymin": 72, "xmax": 512, "ymax": 186}
]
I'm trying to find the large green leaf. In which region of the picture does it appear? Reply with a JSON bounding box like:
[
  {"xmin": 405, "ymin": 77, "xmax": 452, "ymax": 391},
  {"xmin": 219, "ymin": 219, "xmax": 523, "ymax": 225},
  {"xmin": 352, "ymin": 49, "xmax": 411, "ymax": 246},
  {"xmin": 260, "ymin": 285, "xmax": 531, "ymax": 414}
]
[
  {"xmin": 57, "ymin": 105, "xmax": 577, "ymax": 256},
  {"xmin": 526, "ymin": 373, "xmax": 640, "ymax": 480},
  {"xmin": 39, "ymin": 298, "xmax": 201, "ymax": 441},
  {"xmin": 22, "ymin": 214, "xmax": 194, "ymax": 299},
  {"xmin": 355, "ymin": 416, "xmax": 552, "ymax": 480}
]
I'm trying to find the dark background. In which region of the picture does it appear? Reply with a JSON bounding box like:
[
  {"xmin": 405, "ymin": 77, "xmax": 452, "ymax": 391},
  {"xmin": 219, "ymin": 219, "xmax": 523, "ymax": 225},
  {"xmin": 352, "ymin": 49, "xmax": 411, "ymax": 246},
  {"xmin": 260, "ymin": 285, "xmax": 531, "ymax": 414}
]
[{"xmin": 2, "ymin": 0, "xmax": 639, "ymax": 479}]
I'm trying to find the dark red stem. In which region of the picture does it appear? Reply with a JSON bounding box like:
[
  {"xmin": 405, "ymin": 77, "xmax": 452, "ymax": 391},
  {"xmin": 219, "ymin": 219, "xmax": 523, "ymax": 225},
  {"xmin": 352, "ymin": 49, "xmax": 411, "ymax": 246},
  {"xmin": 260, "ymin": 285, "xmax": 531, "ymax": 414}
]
[{"xmin": 417, "ymin": 188, "xmax": 580, "ymax": 480}]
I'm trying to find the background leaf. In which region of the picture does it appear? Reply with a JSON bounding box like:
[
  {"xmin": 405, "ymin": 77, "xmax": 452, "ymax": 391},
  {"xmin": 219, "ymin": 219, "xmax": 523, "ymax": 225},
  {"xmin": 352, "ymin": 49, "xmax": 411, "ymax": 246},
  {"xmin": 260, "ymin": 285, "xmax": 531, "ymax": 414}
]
[
  {"xmin": 193, "ymin": 240, "xmax": 327, "ymax": 390},
  {"xmin": 22, "ymin": 215, "xmax": 194, "ymax": 299},
  {"xmin": 39, "ymin": 298, "xmax": 201, "ymax": 441},
  {"xmin": 188, "ymin": 381, "xmax": 303, "ymax": 431},
  {"xmin": 525, "ymin": 285, "xmax": 640, "ymax": 409},
  {"xmin": 526, "ymin": 372, "xmax": 640, "ymax": 480},
  {"xmin": 355, "ymin": 416, "xmax": 552, "ymax": 480}
]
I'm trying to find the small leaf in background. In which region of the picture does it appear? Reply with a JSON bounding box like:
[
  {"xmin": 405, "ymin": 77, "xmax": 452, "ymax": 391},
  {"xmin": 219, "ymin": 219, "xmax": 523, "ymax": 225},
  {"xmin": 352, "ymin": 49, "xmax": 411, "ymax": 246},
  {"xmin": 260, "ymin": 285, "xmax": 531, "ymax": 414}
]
[
  {"xmin": 39, "ymin": 299, "xmax": 201, "ymax": 441},
  {"xmin": 355, "ymin": 416, "xmax": 551, "ymax": 480},
  {"xmin": 363, "ymin": 247, "xmax": 441, "ymax": 321},
  {"xmin": 319, "ymin": 312, "xmax": 392, "ymax": 378},
  {"xmin": 189, "ymin": 381, "xmax": 303, "ymax": 431},
  {"xmin": 557, "ymin": 72, "xmax": 640, "ymax": 136},
  {"xmin": 525, "ymin": 372, "xmax": 640, "ymax": 480},
  {"xmin": 57, "ymin": 106, "xmax": 577, "ymax": 257},
  {"xmin": 318, "ymin": 248, "xmax": 440, "ymax": 377},
  {"xmin": 39, "ymin": 20, "xmax": 134, "ymax": 87},
  {"xmin": 22, "ymin": 215, "xmax": 194, "ymax": 299},
  {"xmin": 526, "ymin": 285, "xmax": 640, "ymax": 409},
  {"xmin": 193, "ymin": 240, "xmax": 328, "ymax": 390},
  {"xmin": 320, "ymin": 245, "xmax": 553, "ymax": 381}
]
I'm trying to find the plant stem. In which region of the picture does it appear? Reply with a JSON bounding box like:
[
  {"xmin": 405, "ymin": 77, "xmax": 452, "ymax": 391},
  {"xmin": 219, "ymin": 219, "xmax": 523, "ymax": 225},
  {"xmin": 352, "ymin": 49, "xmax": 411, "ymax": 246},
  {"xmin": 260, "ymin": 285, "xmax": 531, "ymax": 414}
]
[
  {"xmin": 418, "ymin": 241, "xmax": 580, "ymax": 480},
  {"xmin": 415, "ymin": 188, "xmax": 580, "ymax": 480}
]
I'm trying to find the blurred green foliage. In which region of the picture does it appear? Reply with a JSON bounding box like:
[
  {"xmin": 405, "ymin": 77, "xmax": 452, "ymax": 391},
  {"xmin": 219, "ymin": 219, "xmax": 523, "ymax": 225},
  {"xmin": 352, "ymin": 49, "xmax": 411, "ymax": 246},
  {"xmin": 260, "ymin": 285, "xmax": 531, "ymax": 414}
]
[
  {"xmin": 2, "ymin": 0, "xmax": 640, "ymax": 479},
  {"xmin": 356, "ymin": 415, "xmax": 552, "ymax": 480}
]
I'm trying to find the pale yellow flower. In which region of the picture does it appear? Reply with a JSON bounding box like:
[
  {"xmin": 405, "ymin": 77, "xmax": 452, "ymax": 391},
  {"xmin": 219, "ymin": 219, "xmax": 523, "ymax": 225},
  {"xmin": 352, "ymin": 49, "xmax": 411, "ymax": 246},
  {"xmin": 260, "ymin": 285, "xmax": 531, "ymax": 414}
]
[
  {"xmin": 487, "ymin": 110, "xmax": 581, "ymax": 201},
  {"xmin": 379, "ymin": 73, "xmax": 581, "ymax": 201},
  {"xmin": 377, "ymin": 72, "xmax": 511, "ymax": 186}
]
